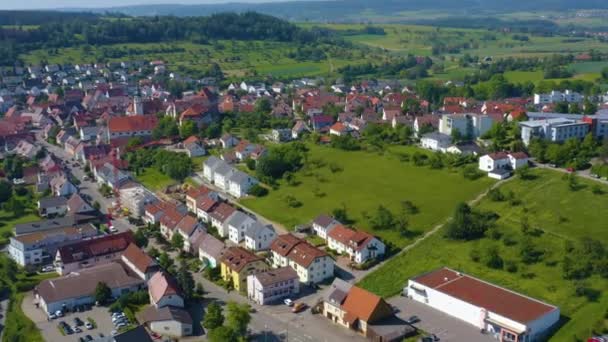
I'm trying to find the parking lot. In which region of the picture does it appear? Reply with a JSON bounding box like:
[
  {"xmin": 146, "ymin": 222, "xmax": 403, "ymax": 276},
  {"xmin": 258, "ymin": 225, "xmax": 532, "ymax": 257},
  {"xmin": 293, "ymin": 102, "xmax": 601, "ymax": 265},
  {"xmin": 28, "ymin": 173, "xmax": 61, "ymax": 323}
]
[
  {"xmin": 389, "ymin": 296, "xmax": 495, "ymax": 342},
  {"xmin": 21, "ymin": 292, "xmax": 118, "ymax": 342}
]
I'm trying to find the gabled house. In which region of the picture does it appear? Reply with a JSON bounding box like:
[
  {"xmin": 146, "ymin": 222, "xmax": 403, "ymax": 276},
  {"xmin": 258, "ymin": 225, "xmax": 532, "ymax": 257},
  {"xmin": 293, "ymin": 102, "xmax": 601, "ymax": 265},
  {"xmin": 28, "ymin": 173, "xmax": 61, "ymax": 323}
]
[
  {"xmin": 208, "ymin": 203, "xmax": 236, "ymax": 235},
  {"xmin": 270, "ymin": 234, "xmax": 334, "ymax": 285},
  {"xmin": 66, "ymin": 193, "xmax": 94, "ymax": 214},
  {"xmin": 121, "ymin": 243, "xmax": 159, "ymax": 281},
  {"xmin": 226, "ymin": 211, "xmax": 256, "ymax": 244},
  {"xmin": 198, "ymin": 233, "xmax": 226, "ymax": 269},
  {"xmin": 327, "ymin": 225, "xmax": 386, "ymax": 264},
  {"xmin": 228, "ymin": 170, "xmax": 258, "ymax": 198},
  {"xmin": 478, "ymin": 152, "xmax": 530, "ymax": 180},
  {"xmin": 185, "ymin": 185, "xmax": 218, "ymax": 214},
  {"xmin": 49, "ymin": 175, "xmax": 77, "ymax": 197},
  {"xmin": 220, "ymin": 246, "xmax": 268, "ymax": 292},
  {"xmin": 247, "ymin": 267, "xmax": 299, "ymax": 305},
  {"xmin": 244, "ymin": 222, "xmax": 276, "ymax": 252},
  {"xmin": 312, "ymin": 214, "xmax": 339, "ymax": 240},
  {"xmin": 149, "ymin": 272, "xmax": 184, "ymax": 309},
  {"xmin": 107, "ymin": 115, "xmax": 158, "ymax": 141},
  {"xmin": 38, "ymin": 196, "xmax": 68, "ymax": 217}
]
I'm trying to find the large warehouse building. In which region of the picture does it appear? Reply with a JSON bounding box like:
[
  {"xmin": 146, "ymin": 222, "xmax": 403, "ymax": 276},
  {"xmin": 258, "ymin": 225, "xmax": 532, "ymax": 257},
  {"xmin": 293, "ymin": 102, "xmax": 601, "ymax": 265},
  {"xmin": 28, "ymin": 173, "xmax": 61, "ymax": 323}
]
[{"xmin": 406, "ymin": 268, "xmax": 559, "ymax": 342}]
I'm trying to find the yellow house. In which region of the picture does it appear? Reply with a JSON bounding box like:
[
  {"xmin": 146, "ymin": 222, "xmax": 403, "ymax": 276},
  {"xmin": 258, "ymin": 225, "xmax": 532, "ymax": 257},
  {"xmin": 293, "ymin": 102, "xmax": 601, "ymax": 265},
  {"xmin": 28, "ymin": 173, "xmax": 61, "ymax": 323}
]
[{"xmin": 220, "ymin": 246, "xmax": 267, "ymax": 292}]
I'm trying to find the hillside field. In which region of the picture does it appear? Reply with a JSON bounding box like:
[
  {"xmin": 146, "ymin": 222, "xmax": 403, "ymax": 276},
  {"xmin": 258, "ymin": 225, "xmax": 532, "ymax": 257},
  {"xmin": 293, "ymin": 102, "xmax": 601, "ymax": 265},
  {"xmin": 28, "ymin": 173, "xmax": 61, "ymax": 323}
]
[
  {"xmin": 358, "ymin": 169, "xmax": 608, "ymax": 342},
  {"xmin": 241, "ymin": 144, "xmax": 495, "ymax": 248}
]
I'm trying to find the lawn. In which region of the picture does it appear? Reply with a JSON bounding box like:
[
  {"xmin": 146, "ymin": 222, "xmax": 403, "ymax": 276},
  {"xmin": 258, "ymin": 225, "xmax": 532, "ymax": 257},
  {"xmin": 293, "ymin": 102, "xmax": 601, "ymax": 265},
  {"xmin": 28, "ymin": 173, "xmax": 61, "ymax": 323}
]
[
  {"xmin": 134, "ymin": 168, "xmax": 176, "ymax": 192},
  {"xmin": 0, "ymin": 210, "xmax": 39, "ymax": 246},
  {"xmin": 241, "ymin": 144, "xmax": 494, "ymax": 248},
  {"xmin": 358, "ymin": 169, "xmax": 608, "ymax": 341}
]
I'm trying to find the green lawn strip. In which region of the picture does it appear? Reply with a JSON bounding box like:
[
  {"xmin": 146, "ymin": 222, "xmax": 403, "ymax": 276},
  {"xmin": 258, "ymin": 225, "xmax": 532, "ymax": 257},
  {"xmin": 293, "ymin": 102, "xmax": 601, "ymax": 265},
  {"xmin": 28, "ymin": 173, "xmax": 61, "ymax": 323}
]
[
  {"xmin": 241, "ymin": 144, "xmax": 494, "ymax": 248},
  {"xmin": 3, "ymin": 292, "xmax": 45, "ymax": 342},
  {"xmin": 134, "ymin": 168, "xmax": 176, "ymax": 192},
  {"xmin": 0, "ymin": 210, "xmax": 39, "ymax": 246},
  {"xmin": 358, "ymin": 169, "xmax": 608, "ymax": 341}
]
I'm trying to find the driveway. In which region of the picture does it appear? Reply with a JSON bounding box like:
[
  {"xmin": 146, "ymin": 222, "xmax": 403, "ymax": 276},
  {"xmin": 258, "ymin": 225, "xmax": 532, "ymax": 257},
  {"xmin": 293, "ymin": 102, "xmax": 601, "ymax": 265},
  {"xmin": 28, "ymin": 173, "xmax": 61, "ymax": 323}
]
[
  {"xmin": 22, "ymin": 292, "xmax": 117, "ymax": 342},
  {"xmin": 389, "ymin": 296, "xmax": 495, "ymax": 342}
]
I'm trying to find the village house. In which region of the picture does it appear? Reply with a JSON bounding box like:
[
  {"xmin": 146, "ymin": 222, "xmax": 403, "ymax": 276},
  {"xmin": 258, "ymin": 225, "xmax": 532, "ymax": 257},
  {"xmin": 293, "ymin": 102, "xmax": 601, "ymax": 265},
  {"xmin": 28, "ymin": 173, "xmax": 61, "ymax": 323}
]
[
  {"xmin": 406, "ymin": 267, "xmax": 560, "ymax": 342},
  {"xmin": 324, "ymin": 279, "xmax": 414, "ymax": 340},
  {"xmin": 107, "ymin": 115, "xmax": 158, "ymax": 141},
  {"xmin": 327, "ymin": 225, "xmax": 386, "ymax": 264},
  {"xmin": 208, "ymin": 202, "xmax": 237, "ymax": 236},
  {"xmin": 220, "ymin": 246, "xmax": 268, "ymax": 292},
  {"xmin": 8, "ymin": 224, "xmax": 98, "ymax": 267},
  {"xmin": 312, "ymin": 214, "xmax": 339, "ymax": 240},
  {"xmin": 247, "ymin": 267, "xmax": 300, "ymax": 305},
  {"xmin": 149, "ymin": 271, "xmax": 184, "ymax": 309},
  {"xmin": 35, "ymin": 262, "xmax": 144, "ymax": 315},
  {"xmin": 185, "ymin": 185, "xmax": 219, "ymax": 213},
  {"xmin": 478, "ymin": 152, "xmax": 529, "ymax": 179},
  {"xmin": 37, "ymin": 196, "xmax": 68, "ymax": 217},
  {"xmin": 119, "ymin": 184, "xmax": 157, "ymax": 218},
  {"xmin": 244, "ymin": 222, "xmax": 276, "ymax": 252},
  {"xmin": 420, "ymin": 132, "xmax": 452, "ymax": 152},
  {"xmin": 121, "ymin": 243, "xmax": 159, "ymax": 281},
  {"xmin": 195, "ymin": 197, "xmax": 219, "ymax": 223},
  {"xmin": 54, "ymin": 231, "xmax": 134, "ymax": 275},
  {"xmin": 198, "ymin": 233, "xmax": 226, "ymax": 269},
  {"xmin": 270, "ymin": 234, "xmax": 334, "ymax": 285},
  {"xmin": 226, "ymin": 211, "xmax": 256, "ymax": 244},
  {"xmin": 137, "ymin": 305, "xmax": 193, "ymax": 338}
]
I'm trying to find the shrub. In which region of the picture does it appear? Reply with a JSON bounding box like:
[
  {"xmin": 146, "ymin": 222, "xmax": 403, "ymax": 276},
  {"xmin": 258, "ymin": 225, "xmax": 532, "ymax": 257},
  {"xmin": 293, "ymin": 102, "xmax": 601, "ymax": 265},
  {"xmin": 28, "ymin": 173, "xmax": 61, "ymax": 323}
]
[
  {"xmin": 462, "ymin": 165, "xmax": 483, "ymax": 180},
  {"xmin": 328, "ymin": 162, "xmax": 343, "ymax": 173},
  {"xmin": 469, "ymin": 249, "xmax": 481, "ymax": 262},
  {"xmin": 487, "ymin": 188, "xmax": 505, "ymax": 202},
  {"xmin": 505, "ymin": 260, "xmax": 518, "ymax": 273},
  {"xmin": 285, "ymin": 195, "xmax": 302, "ymax": 208},
  {"xmin": 248, "ymin": 184, "xmax": 268, "ymax": 197}
]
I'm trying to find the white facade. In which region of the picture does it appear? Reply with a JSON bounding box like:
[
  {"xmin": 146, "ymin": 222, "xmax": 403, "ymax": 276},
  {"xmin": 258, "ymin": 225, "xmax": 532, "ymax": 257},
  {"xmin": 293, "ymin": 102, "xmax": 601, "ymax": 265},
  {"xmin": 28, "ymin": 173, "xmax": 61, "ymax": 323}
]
[
  {"xmin": 244, "ymin": 224, "xmax": 276, "ymax": 251},
  {"xmin": 479, "ymin": 155, "xmax": 510, "ymax": 172},
  {"xmin": 228, "ymin": 172, "xmax": 258, "ymax": 198},
  {"xmin": 421, "ymin": 133, "xmax": 451, "ymax": 152},
  {"xmin": 271, "ymin": 251, "xmax": 334, "ymax": 285},
  {"xmin": 153, "ymin": 294, "xmax": 184, "ymax": 309},
  {"xmin": 149, "ymin": 320, "xmax": 192, "ymax": 337},
  {"xmin": 406, "ymin": 271, "xmax": 560, "ymax": 342},
  {"xmin": 533, "ymin": 90, "xmax": 582, "ymax": 105}
]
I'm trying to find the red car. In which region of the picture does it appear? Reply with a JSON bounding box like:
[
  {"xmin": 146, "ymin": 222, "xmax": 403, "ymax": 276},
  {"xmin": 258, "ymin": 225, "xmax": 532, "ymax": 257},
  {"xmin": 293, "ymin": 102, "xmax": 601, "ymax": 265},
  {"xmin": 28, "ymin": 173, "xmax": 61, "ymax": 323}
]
[{"xmin": 150, "ymin": 332, "xmax": 161, "ymax": 340}]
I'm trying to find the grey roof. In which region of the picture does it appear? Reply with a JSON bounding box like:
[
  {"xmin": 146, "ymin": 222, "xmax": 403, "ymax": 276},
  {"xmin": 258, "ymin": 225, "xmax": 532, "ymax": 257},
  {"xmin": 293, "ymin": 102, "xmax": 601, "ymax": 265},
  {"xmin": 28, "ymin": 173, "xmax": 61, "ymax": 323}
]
[
  {"xmin": 226, "ymin": 211, "xmax": 254, "ymax": 228},
  {"xmin": 113, "ymin": 325, "xmax": 153, "ymax": 342},
  {"xmin": 14, "ymin": 214, "xmax": 96, "ymax": 235},
  {"xmin": 527, "ymin": 112, "xmax": 608, "ymax": 120},
  {"xmin": 313, "ymin": 214, "xmax": 337, "ymax": 228},
  {"xmin": 228, "ymin": 170, "xmax": 252, "ymax": 184},
  {"xmin": 137, "ymin": 305, "xmax": 193, "ymax": 325},
  {"xmin": 38, "ymin": 196, "xmax": 68, "ymax": 209},
  {"xmin": 422, "ymin": 132, "xmax": 452, "ymax": 142},
  {"xmin": 245, "ymin": 221, "xmax": 273, "ymax": 238},
  {"xmin": 203, "ymin": 156, "xmax": 223, "ymax": 170},
  {"xmin": 214, "ymin": 162, "xmax": 235, "ymax": 178},
  {"xmin": 198, "ymin": 234, "xmax": 226, "ymax": 259},
  {"xmin": 326, "ymin": 278, "xmax": 353, "ymax": 305},
  {"xmin": 36, "ymin": 262, "xmax": 143, "ymax": 304},
  {"xmin": 253, "ymin": 266, "xmax": 298, "ymax": 287}
]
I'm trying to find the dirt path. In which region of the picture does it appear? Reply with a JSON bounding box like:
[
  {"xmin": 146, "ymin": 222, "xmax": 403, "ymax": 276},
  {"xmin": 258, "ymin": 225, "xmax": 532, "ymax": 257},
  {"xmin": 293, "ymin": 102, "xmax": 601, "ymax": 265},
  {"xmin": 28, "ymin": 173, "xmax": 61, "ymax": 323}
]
[{"xmin": 357, "ymin": 177, "xmax": 514, "ymax": 280}]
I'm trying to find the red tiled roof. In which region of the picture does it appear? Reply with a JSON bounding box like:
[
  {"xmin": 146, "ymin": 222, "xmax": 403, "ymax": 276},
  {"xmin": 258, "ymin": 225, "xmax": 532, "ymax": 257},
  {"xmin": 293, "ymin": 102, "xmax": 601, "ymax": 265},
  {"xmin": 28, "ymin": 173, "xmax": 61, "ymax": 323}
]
[
  {"xmin": 149, "ymin": 271, "xmax": 180, "ymax": 304},
  {"xmin": 197, "ymin": 197, "xmax": 218, "ymax": 212},
  {"xmin": 209, "ymin": 203, "xmax": 235, "ymax": 222},
  {"xmin": 271, "ymin": 234, "xmax": 327, "ymax": 268},
  {"xmin": 58, "ymin": 232, "xmax": 134, "ymax": 264},
  {"xmin": 270, "ymin": 234, "xmax": 302, "ymax": 257},
  {"xmin": 341, "ymin": 286, "xmax": 392, "ymax": 323},
  {"xmin": 108, "ymin": 115, "xmax": 158, "ymax": 133},
  {"xmin": 327, "ymin": 224, "xmax": 356, "ymax": 245},
  {"xmin": 509, "ymin": 152, "xmax": 529, "ymax": 160},
  {"xmin": 221, "ymin": 246, "xmax": 263, "ymax": 272},
  {"xmin": 412, "ymin": 268, "xmax": 557, "ymax": 323},
  {"xmin": 487, "ymin": 152, "xmax": 509, "ymax": 160},
  {"xmin": 122, "ymin": 243, "xmax": 155, "ymax": 274}
]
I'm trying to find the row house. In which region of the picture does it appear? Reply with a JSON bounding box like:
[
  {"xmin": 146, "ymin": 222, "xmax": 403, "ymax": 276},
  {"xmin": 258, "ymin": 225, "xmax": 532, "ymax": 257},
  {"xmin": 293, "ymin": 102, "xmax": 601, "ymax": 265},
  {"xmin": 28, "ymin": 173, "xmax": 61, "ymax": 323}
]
[{"xmin": 270, "ymin": 234, "xmax": 334, "ymax": 285}]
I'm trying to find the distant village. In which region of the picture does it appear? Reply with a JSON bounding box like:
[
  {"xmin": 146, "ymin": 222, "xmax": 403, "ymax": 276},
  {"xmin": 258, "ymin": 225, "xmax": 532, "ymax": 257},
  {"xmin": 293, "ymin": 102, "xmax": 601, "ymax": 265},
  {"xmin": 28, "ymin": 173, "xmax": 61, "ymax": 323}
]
[{"xmin": 0, "ymin": 58, "xmax": 604, "ymax": 342}]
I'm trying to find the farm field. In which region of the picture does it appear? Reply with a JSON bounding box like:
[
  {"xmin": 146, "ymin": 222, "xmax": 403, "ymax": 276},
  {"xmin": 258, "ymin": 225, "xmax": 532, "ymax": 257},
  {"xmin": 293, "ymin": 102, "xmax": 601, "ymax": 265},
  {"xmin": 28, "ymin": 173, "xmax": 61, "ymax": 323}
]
[
  {"xmin": 21, "ymin": 40, "xmax": 380, "ymax": 80},
  {"xmin": 358, "ymin": 169, "xmax": 608, "ymax": 341},
  {"xmin": 241, "ymin": 144, "xmax": 495, "ymax": 248}
]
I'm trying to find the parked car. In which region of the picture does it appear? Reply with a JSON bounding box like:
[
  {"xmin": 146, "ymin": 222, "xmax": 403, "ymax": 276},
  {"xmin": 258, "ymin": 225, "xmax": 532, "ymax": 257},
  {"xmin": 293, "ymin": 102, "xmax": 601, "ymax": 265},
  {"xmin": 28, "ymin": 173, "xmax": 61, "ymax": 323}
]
[
  {"xmin": 283, "ymin": 299, "xmax": 293, "ymax": 306},
  {"xmin": 41, "ymin": 265, "xmax": 54, "ymax": 273},
  {"xmin": 406, "ymin": 315, "xmax": 420, "ymax": 324},
  {"xmin": 74, "ymin": 317, "xmax": 84, "ymax": 326},
  {"xmin": 79, "ymin": 337, "xmax": 86, "ymax": 342},
  {"xmin": 48, "ymin": 313, "xmax": 57, "ymax": 319},
  {"xmin": 73, "ymin": 326, "xmax": 82, "ymax": 333},
  {"xmin": 430, "ymin": 334, "xmax": 440, "ymax": 341},
  {"xmin": 150, "ymin": 332, "xmax": 161, "ymax": 340},
  {"xmin": 115, "ymin": 322, "xmax": 127, "ymax": 329},
  {"xmin": 55, "ymin": 310, "xmax": 64, "ymax": 317},
  {"xmin": 292, "ymin": 302, "xmax": 307, "ymax": 313},
  {"xmin": 85, "ymin": 335, "xmax": 93, "ymax": 341},
  {"xmin": 111, "ymin": 330, "xmax": 118, "ymax": 336},
  {"xmin": 85, "ymin": 322, "xmax": 94, "ymax": 330}
]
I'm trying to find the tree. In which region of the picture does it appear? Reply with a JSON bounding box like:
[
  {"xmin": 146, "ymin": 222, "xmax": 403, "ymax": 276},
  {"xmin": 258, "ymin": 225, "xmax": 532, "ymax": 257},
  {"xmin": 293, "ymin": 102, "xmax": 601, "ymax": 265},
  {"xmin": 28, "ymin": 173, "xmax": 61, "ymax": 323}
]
[
  {"xmin": 484, "ymin": 246, "xmax": 504, "ymax": 269},
  {"xmin": 158, "ymin": 252, "xmax": 174, "ymax": 270},
  {"xmin": 255, "ymin": 97, "xmax": 272, "ymax": 114},
  {"xmin": 94, "ymin": 282, "xmax": 112, "ymax": 304},
  {"xmin": 203, "ymin": 302, "xmax": 224, "ymax": 330},
  {"xmin": 171, "ymin": 233, "xmax": 184, "ymax": 249},
  {"xmin": 180, "ymin": 120, "xmax": 198, "ymax": 139},
  {"xmin": 176, "ymin": 265, "xmax": 195, "ymax": 300},
  {"xmin": 225, "ymin": 302, "xmax": 251, "ymax": 337},
  {"xmin": 445, "ymin": 203, "xmax": 493, "ymax": 240},
  {"xmin": 0, "ymin": 181, "xmax": 12, "ymax": 204},
  {"xmin": 554, "ymin": 101, "xmax": 569, "ymax": 114},
  {"xmin": 332, "ymin": 206, "xmax": 349, "ymax": 224},
  {"xmin": 208, "ymin": 326, "xmax": 236, "ymax": 342},
  {"xmin": 3, "ymin": 197, "xmax": 24, "ymax": 217},
  {"xmin": 369, "ymin": 205, "xmax": 395, "ymax": 230},
  {"xmin": 134, "ymin": 229, "xmax": 148, "ymax": 248}
]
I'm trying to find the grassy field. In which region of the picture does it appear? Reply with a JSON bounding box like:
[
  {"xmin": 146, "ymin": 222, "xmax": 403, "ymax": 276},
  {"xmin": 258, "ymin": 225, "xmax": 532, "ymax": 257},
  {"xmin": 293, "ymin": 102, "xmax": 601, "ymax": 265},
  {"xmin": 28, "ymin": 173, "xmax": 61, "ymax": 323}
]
[
  {"xmin": 134, "ymin": 168, "xmax": 176, "ymax": 192},
  {"xmin": 358, "ymin": 169, "xmax": 608, "ymax": 341},
  {"xmin": 241, "ymin": 144, "xmax": 494, "ymax": 248},
  {"xmin": 21, "ymin": 39, "xmax": 382, "ymax": 80}
]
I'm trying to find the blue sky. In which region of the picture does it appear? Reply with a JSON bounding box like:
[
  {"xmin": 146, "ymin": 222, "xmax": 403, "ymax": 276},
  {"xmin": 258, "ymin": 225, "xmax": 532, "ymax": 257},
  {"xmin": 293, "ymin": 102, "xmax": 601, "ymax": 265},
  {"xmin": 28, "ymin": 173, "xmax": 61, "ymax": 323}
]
[{"xmin": 1, "ymin": 0, "xmax": 293, "ymax": 10}]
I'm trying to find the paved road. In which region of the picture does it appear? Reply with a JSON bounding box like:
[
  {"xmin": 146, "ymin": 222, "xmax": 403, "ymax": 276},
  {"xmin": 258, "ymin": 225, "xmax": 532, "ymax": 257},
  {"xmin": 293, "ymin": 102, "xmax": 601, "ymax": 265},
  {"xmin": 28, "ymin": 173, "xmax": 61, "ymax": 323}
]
[
  {"xmin": 35, "ymin": 133, "xmax": 131, "ymax": 233},
  {"xmin": 533, "ymin": 160, "xmax": 608, "ymax": 185}
]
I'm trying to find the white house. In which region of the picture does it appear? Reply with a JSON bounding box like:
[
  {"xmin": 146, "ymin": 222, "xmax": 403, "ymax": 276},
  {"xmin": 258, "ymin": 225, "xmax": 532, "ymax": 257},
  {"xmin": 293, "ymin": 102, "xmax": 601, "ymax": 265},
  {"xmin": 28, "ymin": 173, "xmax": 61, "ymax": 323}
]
[
  {"xmin": 228, "ymin": 170, "xmax": 258, "ymax": 198},
  {"xmin": 479, "ymin": 152, "xmax": 529, "ymax": 179},
  {"xmin": 244, "ymin": 222, "xmax": 276, "ymax": 251},
  {"xmin": 270, "ymin": 234, "xmax": 334, "ymax": 285},
  {"xmin": 312, "ymin": 214, "xmax": 339, "ymax": 240},
  {"xmin": 533, "ymin": 90, "xmax": 582, "ymax": 105},
  {"xmin": 439, "ymin": 113, "xmax": 494, "ymax": 139},
  {"xmin": 226, "ymin": 211, "xmax": 256, "ymax": 244},
  {"xmin": 198, "ymin": 234, "xmax": 226, "ymax": 269},
  {"xmin": 137, "ymin": 306, "xmax": 193, "ymax": 338},
  {"xmin": 406, "ymin": 268, "xmax": 560, "ymax": 342},
  {"xmin": 149, "ymin": 272, "xmax": 184, "ymax": 309},
  {"xmin": 247, "ymin": 267, "xmax": 299, "ymax": 305},
  {"xmin": 420, "ymin": 132, "xmax": 452, "ymax": 152},
  {"xmin": 327, "ymin": 225, "xmax": 385, "ymax": 264}
]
